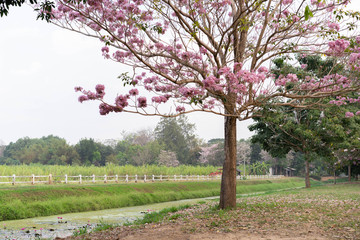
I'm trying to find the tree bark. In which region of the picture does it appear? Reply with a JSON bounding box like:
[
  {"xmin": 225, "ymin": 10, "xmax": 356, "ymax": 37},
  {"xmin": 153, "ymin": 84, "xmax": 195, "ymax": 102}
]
[
  {"xmin": 334, "ymin": 168, "xmax": 336, "ymax": 185},
  {"xmin": 220, "ymin": 116, "xmax": 237, "ymax": 209},
  {"xmin": 305, "ymin": 158, "xmax": 311, "ymax": 188},
  {"xmin": 348, "ymin": 164, "xmax": 351, "ymax": 182}
]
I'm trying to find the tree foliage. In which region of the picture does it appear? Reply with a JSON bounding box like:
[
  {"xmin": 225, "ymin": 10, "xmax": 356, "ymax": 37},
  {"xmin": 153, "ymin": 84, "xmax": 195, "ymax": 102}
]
[
  {"xmin": 250, "ymin": 54, "xmax": 360, "ymax": 186},
  {"xmin": 155, "ymin": 115, "xmax": 200, "ymax": 165}
]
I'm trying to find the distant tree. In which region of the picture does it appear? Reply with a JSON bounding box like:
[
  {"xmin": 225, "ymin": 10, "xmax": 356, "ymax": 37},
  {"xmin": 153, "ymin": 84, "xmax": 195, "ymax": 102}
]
[
  {"xmin": 115, "ymin": 129, "xmax": 162, "ymax": 166},
  {"xmin": 155, "ymin": 116, "xmax": 200, "ymax": 165},
  {"xmin": 2, "ymin": 135, "xmax": 79, "ymax": 165},
  {"xmin": 249, "ymin": 143, "xmax": 263, "ymax": 164},
  {"xmin": 158, "ymin": 150, "xmax": 179, "ymax": 167},
  {"xmin": 0, "ymin": 145, "xmax": 6, "ymax": 158},
  {"xmin": 75, "ymin": 138, "xmax": 107, "ymax": 166},
  {"xmin": 237, "ymin": 140, "xmax": 251, "ymax": 166},
  {"xmin": 199, "ymin": 144, "xmax": 219, "ymax": 165}
]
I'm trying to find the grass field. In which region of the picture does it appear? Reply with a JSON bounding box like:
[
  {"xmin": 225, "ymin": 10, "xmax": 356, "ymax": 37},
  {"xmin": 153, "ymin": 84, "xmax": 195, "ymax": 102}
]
[
  {"xmin": 71, "ymin": 183, "xmax": 360, "ymax": 240},
  {"xmin": 0, "ymin": 178, "xmax": 306, "ymax": 221},
  {"xmin": 0, "ymin": 164, "xmax": 219, "ymax": 177}
]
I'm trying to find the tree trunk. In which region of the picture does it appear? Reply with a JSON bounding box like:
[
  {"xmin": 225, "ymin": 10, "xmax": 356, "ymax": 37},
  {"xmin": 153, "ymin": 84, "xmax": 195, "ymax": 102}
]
[
  {"xmin": 334, "ymin": 168, "xmax": 336, "ymax": 185},
  {"xmin": 220, "ymin": 116, "xmax": 237, "ymax": 209},
  {"xmin": 305, "ymin": 158, "xmax": 311, "ymax": 188},
  {"xmin": 348, "ymin": 164, "xmax": 351, "ymax": 182}
]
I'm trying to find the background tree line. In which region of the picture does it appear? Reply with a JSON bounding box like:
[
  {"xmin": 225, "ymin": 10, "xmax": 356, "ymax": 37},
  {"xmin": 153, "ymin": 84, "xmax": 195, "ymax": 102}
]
[{"xmin": 0, "ymin": 116, "xmax": 201, "ymax": 167}]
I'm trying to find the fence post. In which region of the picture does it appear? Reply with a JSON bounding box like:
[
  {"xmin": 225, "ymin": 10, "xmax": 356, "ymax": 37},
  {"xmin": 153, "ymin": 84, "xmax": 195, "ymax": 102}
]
[
  {"xmin": 174, "ymin": 175, "xmax": 176, "ymax": 181},
  {"xmin": 152, "ymin": 175, "xmax": 155, "ymax": 182},
  {"xmin": 79, "ymin": 174, "xmax": 82, "ymax": 184},
  {"xmin": 197, "ymin": 175, "xmax": 200, "ymax": 181},
  {"xmin": 180, "ymin": 175, "xmax": 183, "ymax": 181},
  {"xmin": 144, "ymin": 175, "xmax": 147, "ymax": 183},
  {"xmin": 92, "ymin": 174, "xmax": 95, "ymax": 183},
  {"xmin": 31, "ymin": 174, "xmax": 35, "ymax": 185},
  {"xmin": 48, "ymin": 174, "xmax": 52, "ymax": 185},
  {"xmin": 12, "ymin": 174, "xmax": 16, "ymax": 185},
  {"xmin": 160, "ymin": 175, "xmax": 162, "ymax": 181},
  {"xmin": 65, "ymin": 174, "xmax": 68, "ymax": 184},
  {"xmin": 115, "ymin": 174, "xmax": 118, "ymax": 183},
  {"xmin": 135, "ymin": 174, "xmax": 138, "ymax": 183},
  {"xmin": 104, "ymin": 174, "xmax": 107, "ymax": 183},
  {"xmin": 126, "ymin": 174, "xmax": 129, "ymax": 183}
]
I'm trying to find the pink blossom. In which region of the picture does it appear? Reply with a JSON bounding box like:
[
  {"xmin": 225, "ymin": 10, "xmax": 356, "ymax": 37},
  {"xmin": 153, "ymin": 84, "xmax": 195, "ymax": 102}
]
[
  {"xmin": 356, "ymin": 36, "xmax": 360, "ymax": 44},
  {"xmin": 345, "ymin": 112, "xmax": 354, "ymax": 118},
  {"xmin": 218, "ymin": 67, "xmax": 231, "ymax": 75},
  {"xmin": 293, "ymin": 15, "xmax": 300, "ymax": 22},
  {"xmin": 115, "ymin": 95, "xmax": 129, "ymax": 108},
  {"xmin": 129, "ymin": 89, "xmax": 139, "ymax": 96},
  {"xmin": 282, "ymin": 9, "xmax": 290, "ymax": 17},
  {"xmin": 176, "ymin": 106, "xmax": 185, "ymax": 112},
  {"xmin": 258, "ymin": 66, "xmax": 268, "ymax": 73},
  {"xmin": 101, "ymin": 46, "xmax": 109, "ymax": 53},
  {"xmin": 95, "ymin": 84, "xmax": 105, "ymax": 94},
  {"xmin": 199, "ymin": 46, "xmax": 207, "ymax": 54},
  {"xmin": 301, "ymin": 64, "xmax": 307, "ymax": 69},
  {"xmin": 356, "ymin": 111, "xmax": 360, "ymax": 116},
  {"xmin": 99, "ymin": 103, "xmax": 113, "ymax": 115},
  {"xmin": 137, "ymin": 97, "xmax": 147, "ymax": 108},
  {"xmin": 74, "ymin": 86, "xmax": 83, "ymax": 92},
  {"xmin": 282, "ymin": 0, "xmax": 292, "ymax": 5},
  {"xmin": 151, "ymin": 96, "xmax": 168, "ymax": 103},
  {"xmin": 328, "ymin": 39, "xmax": 350, "ymax": 54},
  {"xmin": 328, "ymin": 22, "xmax": 340, "ymax": 31},
  {"xmin": 78, "ymin": 95, "xmax": 89, "ymax": 103}
]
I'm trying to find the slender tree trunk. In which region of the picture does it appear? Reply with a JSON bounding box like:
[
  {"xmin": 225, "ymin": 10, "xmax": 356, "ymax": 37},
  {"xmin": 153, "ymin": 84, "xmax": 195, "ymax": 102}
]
[
  {"xmin": 348, "ymin": 164, "xmax": 351, "ymax": 182},
  {"xmin": 334, "ymin": 168, "xmax": 336, "ymax": 185},
  {"xmin": 305, "ymin": 157, "xmax": 311, "ymax": 188},
  {"xmin": 220, "ymin": 116, "xmax": 237, "ymax": 209}
]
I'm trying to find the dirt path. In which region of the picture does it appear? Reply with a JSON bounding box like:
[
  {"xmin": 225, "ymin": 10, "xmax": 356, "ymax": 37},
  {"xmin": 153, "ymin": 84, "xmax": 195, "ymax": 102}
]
[{"xmin": 60, "ymin": 221, "xmax": 332, "ymax": 240}]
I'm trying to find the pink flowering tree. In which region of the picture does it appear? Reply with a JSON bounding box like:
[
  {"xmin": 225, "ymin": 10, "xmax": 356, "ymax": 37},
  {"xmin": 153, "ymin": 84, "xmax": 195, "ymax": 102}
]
[{"xmin": 50, "ymin": 0, "xmax": 360, "ymax": 208}]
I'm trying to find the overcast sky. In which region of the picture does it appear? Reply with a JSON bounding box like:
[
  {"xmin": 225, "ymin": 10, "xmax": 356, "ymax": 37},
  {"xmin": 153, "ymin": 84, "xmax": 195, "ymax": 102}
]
[{"xmin": 1, "ymin": 2, "xmax": 359, "ymax": 145}]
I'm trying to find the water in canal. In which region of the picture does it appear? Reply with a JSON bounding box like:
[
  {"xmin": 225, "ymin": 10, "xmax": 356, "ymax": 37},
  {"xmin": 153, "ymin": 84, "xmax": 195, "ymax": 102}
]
[{"xmin": 0, "ymin": 196, "xmax": 217, "ymax": 240}]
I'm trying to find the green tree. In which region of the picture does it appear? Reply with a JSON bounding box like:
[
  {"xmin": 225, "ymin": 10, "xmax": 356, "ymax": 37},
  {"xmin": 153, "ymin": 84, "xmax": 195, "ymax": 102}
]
[
  {"xmin": 250, "ymin": 55, "xmax": 355, "ymax": 187},
  {"xmin": 249, "ymin": 143, "xmax": 262, "ymax": 164},
  {"xmin": 2, "ymin": 135, "xmax": 79, "ymax": 165},
  {"xmin": 155, "ymin": 116, "xmax": 200, "ymax": 165},
  {"xmin": 0, "ymin": 0, "xmax": 54, "ymax": 21}
]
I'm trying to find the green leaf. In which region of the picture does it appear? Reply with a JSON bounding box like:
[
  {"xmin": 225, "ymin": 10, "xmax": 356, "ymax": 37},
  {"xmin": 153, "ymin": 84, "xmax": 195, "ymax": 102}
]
[{"xmin": 304, "ymin": 6, "xmax": 313, "ymax": 21}]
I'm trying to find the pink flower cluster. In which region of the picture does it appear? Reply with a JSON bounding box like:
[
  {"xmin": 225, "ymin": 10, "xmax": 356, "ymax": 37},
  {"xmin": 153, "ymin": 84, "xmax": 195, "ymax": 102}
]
[
  {"xmin": 328, "ymin": 22, "xmax": 340, "ymax": 31},
  {"xmin": 328, "ymin": 39, "xmax": 350, "ymax": 55},
  {"xmin": 275, "ymin": 74, "xmax": 298, "ymax": 86},
  {"xmin": 282, "ymin": 0, "xmax": 293, "ymax": 5}
]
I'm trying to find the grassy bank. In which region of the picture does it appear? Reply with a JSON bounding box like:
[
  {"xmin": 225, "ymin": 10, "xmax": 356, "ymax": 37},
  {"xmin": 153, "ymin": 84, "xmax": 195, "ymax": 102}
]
[{"xmin": 0, "ymin": 178, "xmax": 306, "ymax": 221}]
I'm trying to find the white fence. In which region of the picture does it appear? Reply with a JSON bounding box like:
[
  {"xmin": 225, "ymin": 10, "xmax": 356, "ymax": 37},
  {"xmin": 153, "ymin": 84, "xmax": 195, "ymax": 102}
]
[{"xmin": 0, "ymin": 174, "xmax": 283, "ymax": 185}]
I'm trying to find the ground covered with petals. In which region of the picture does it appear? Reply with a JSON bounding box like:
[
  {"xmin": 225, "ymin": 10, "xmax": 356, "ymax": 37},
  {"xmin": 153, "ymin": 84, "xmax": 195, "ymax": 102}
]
[{"xmin": 64, "ymin": 183, "xmax": 360, "ymax": 240}]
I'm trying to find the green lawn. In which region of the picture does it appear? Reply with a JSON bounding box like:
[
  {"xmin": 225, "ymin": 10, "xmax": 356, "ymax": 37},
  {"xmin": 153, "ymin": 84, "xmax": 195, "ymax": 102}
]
[{"xmin": 0, "ymin": 178, "xmax": 306, "ymax": 221}]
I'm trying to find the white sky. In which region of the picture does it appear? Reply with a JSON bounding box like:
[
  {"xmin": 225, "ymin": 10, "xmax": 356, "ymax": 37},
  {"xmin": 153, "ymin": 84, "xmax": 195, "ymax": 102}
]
[{"xmin": 0, "ymin": 2, "xmax": 359, "ymax": 145}]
